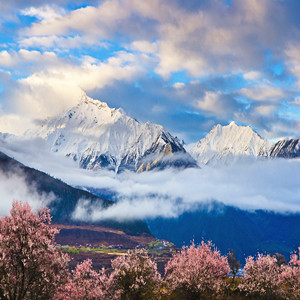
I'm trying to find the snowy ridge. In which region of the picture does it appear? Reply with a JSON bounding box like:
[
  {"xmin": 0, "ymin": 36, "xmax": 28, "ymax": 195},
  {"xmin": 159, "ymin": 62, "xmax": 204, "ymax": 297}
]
[
  {"xmin": 25, "ymin": 94, "xmax": 195, "ymax": 172},
  {"xmin": 189, "ymin": 122, "xmax": 274, "ymax": 167},
  {"xmin": 2, "ymin": 94, "xmax": 299, "ymax": 172},
  {"xmin": 269, "ymin": 139, "xmax": 300, "ymax": 158}
]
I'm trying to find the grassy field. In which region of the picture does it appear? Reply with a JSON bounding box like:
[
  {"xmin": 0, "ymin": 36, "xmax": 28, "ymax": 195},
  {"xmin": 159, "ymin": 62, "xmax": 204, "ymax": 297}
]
[{"xmin": 58, "ymin": 239, "xmax": 177, "ymax": 273}]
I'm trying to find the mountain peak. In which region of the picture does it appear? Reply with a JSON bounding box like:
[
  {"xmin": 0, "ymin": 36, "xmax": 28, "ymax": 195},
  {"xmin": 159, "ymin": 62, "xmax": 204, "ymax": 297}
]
[
  {"xmin": 79, "ymin": 91, "xmax": 88, "ymax": 102},
  {"xmin": 228, "ymin": 121, "xmax": 237, "ymax": 126},
  {"xmin": 78, "ymin": 94, "xmax": 111, "ymax": 111},
  {"xmin": 208, "ymin": 122, "xmax": 258, "ymax": 140},
  {"xmin": 23, "ymin": 95, "xmax": 196, "ymax": 172},
  {"xmin": 189, "ymin": 122, "xmax": 273, "ymax": 166}
]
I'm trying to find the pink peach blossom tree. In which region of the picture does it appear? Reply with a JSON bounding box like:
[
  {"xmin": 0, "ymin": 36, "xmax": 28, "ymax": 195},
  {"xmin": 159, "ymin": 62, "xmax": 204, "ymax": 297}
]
[
  {"xmin": 55, "ymin": 259, "xmax": 111, "ymax": 300},
  {"xmin": 0, "ymin": 201, "xmax": 70, "ymax": 300},
  {"xmin": 280, "ymin": 248, "xmax": 300, "ymax": 299},
  {"xmin": 109, "ymin": 249, "xmax": 161, "ymax": 300},
  {"xmin": 164, "ymin": 241, "xmax": 230, "ymax": 299},
  {"xmin": 239, "ymin": 253, "xmax": 285, "ymax": 299}
]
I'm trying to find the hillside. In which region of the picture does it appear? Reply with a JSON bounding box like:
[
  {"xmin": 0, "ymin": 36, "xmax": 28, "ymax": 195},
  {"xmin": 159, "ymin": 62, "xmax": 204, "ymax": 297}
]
[
  {"xmin": 0, "ymin": 151, "xmax": 152, "ymax": 239},
  {"xmin": 147, "ymin": 202, "xmax": 300, "ymax": 262}
]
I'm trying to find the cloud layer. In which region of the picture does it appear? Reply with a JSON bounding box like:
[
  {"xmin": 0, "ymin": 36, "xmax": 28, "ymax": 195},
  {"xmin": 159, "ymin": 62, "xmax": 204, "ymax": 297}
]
[
  {"xmin": 70, "ymin": 159, "xmax": 300, "ymax": 221},
  {"xmin": 2, "ymin": 140, "xmax": 299, "ymax": 221}
]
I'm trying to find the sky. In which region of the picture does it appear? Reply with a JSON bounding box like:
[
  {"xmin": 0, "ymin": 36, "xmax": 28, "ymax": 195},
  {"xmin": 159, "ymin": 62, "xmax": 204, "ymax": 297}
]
[{"xmin": 0, "ymin": 0, "xmax": 300, "ymax": 143}]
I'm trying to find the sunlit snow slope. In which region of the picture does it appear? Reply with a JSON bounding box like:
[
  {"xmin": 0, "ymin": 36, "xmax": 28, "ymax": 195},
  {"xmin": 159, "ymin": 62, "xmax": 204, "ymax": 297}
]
[
  {"xmin": 189, "ymin": 122, "xmax": 274, "ymax": 166},
  {"xmin": 25, "ymin": 94, "xmax": 196, "ymax": 172}
]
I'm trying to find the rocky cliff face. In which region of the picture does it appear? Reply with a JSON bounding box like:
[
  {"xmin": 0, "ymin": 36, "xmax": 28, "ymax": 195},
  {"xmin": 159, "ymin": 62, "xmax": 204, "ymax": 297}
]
[{"xmin": 269, "ymin": 139, "xmax": 300, "ymax": 158}]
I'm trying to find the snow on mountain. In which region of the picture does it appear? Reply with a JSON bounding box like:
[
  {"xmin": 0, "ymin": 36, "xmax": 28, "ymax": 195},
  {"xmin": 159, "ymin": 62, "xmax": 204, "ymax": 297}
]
[
  {"xmin": 189, "ymin": 121, "xmax": 274, "ymax": 167},
  {"xmin": 2, "ymin": 94, "xmax": 299, "ymax": 172},
  {"xmin": 24, "ymin": 94, "xmax": 196, "ymax": 172},
  {"xmin": 269, "ymin": 139, "xmax": 300, "ymax": 158}
]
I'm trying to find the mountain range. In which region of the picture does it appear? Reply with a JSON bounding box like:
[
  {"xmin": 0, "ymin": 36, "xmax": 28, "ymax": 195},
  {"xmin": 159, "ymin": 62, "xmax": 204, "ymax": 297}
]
[
  {"xmin": 1, "ymin": 95, "xmax": 299, "ymax": 172},
  {"xmin": 189, "ymin": 121, "xmax": 300, "ymax": 167},
  {"xmin": 147, "ymin": 202, "xmax": 300, "ymax": 262}
]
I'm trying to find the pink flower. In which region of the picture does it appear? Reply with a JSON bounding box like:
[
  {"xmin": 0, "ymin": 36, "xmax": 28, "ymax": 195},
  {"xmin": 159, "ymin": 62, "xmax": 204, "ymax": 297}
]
[
  {"xmin": 109, "ymin": 249, "xmax": 161, "ymax": 299},
  {"xmin": 239, "ymin": 253, "xmax": 285, "ymax": 299},
  {"xmin": 164, "ymin": 241, "xmax": 229, "ymax": 298},
  {"xmin": 0, "ymin": 201, "xmax": 70, "ymax": 299}
]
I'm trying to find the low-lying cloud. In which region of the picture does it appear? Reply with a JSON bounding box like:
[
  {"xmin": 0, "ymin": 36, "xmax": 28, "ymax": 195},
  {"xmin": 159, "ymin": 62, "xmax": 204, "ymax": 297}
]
[
  {"xmin": 1, "ymin": 141, "xmax": 300, "ymax": 221},
  {"xmin": 70, "ymin": 159, "xmax": 300, "ymax": 221},
  {"xmin": 0, "ymin": 168, "xmax": 55, "ymax": 216}
]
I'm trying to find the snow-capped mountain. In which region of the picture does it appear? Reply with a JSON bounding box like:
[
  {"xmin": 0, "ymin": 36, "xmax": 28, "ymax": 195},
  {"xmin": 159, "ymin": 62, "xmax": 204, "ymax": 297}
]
[
  {"xmin": 189, "ymin": 122, "xmax": 274, "ymax": 166},
  {"xmin": 24, "ymin": 94, "xmax": 196, "ymax": 172},
  {"xmin": 269, "ymin": 139, "xmax": 300, "ymax": 158}
]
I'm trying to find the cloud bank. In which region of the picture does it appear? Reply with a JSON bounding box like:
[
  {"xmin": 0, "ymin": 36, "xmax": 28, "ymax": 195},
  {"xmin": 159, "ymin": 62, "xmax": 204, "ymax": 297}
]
[
  {"xmin": 0, "ymin": 168, "xmax": 55, "ymax": 217},
  {"xmin": 68, "ymin": 159, "xmax": 300, "ymax": 221}
]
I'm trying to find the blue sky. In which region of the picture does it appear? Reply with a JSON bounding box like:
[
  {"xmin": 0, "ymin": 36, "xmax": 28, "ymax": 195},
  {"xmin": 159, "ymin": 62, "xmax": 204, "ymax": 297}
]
[{"xmin": 0, "ymin": 0, "xmax": 300, "ymax": 143}]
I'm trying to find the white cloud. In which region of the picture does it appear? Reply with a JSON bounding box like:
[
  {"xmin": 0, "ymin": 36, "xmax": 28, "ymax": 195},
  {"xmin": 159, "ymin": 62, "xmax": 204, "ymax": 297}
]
[
  {"xmin": 0, "ymin": 169, "xmax": 55, "ymax": 216},
  {"xmin": 21, "ymin": 54, "xmax": 141, "ymax": 91},
  {"xmin": 194, "ymin": 91, "xmax": 239, "ymax": 119},
  {"xmin": 0, "ymin": 0, "xmax": 299, "ymax": 143},
  {"xmin": 243, "ymin": 71, "xmax": 263, "ymax": 81},
  {"xmin": 0, "ymin": 51, "xmax": 15, "ymax": 67},
  {"xmin": 21, "ymin": 5, "xmax": 67, "ymax": 21},
  {"xmin": 173, "ymin": 82, "xmax": 185, "ymax": 89},
  {"xmin": 0, "ymin": 49, "xmax": 62, "ymax": 69},
  {"xmin": 19, "ymin": 35, "xmax": 88, "ymax": 49},
  {"xmin": 21, "ymin": 1, "xmax": 131, "ymax": 45},
  {"xmin": 155, "ymin": 41, "xmax": 209, "ymax": 78},
  {"xmin": 151, "ymin": 0, "xmax": 287, "ymax": 77},
  {"xmin": 292, "ymin": 97, "xmax": 300, "ymax": 108},
  {"xmin": 254, "ymin": 104, "xmax": 277, "ymax": 116},
  {"xmin": 19, "ymin": 50, "xmax": 144, "ymax": 98},
  {"xmin": 69, "ymin": 159, "xmax": 300, "ymax": 221},
  {"xmin": 0, "ymin": 114, "xmax": 34, "ymax": 135},
  {"xmin": 285, "ymin": 43, "xmax": 300, "ymax": 88},
  {"xmin": 17, "ymin": 0, "xmax": 298, "ymax": 78},
  {"xmin": 151, "ymin": 105, "xmax": 166, "ymax": 114},
  {"xmin": 73, "ymin": 196, "xmax": 181, "ymax": 221},
  {"xmin": 0, "ymin": 50, "xmax": 148, "ymax": 134},
  {"xmin": 127, "ymin": 40, "xmax": 158, "ymax": 54},
  {"xmin": 0, "ymin": 68, "xmax": 11, "ymax": 83},
  {"xmin": 195, "ymin": 91, "xmax": 223, "ymax": 115},
  {"xmin": 239, "ymin": 84, "xmax": 286, "ymax": 102}
]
